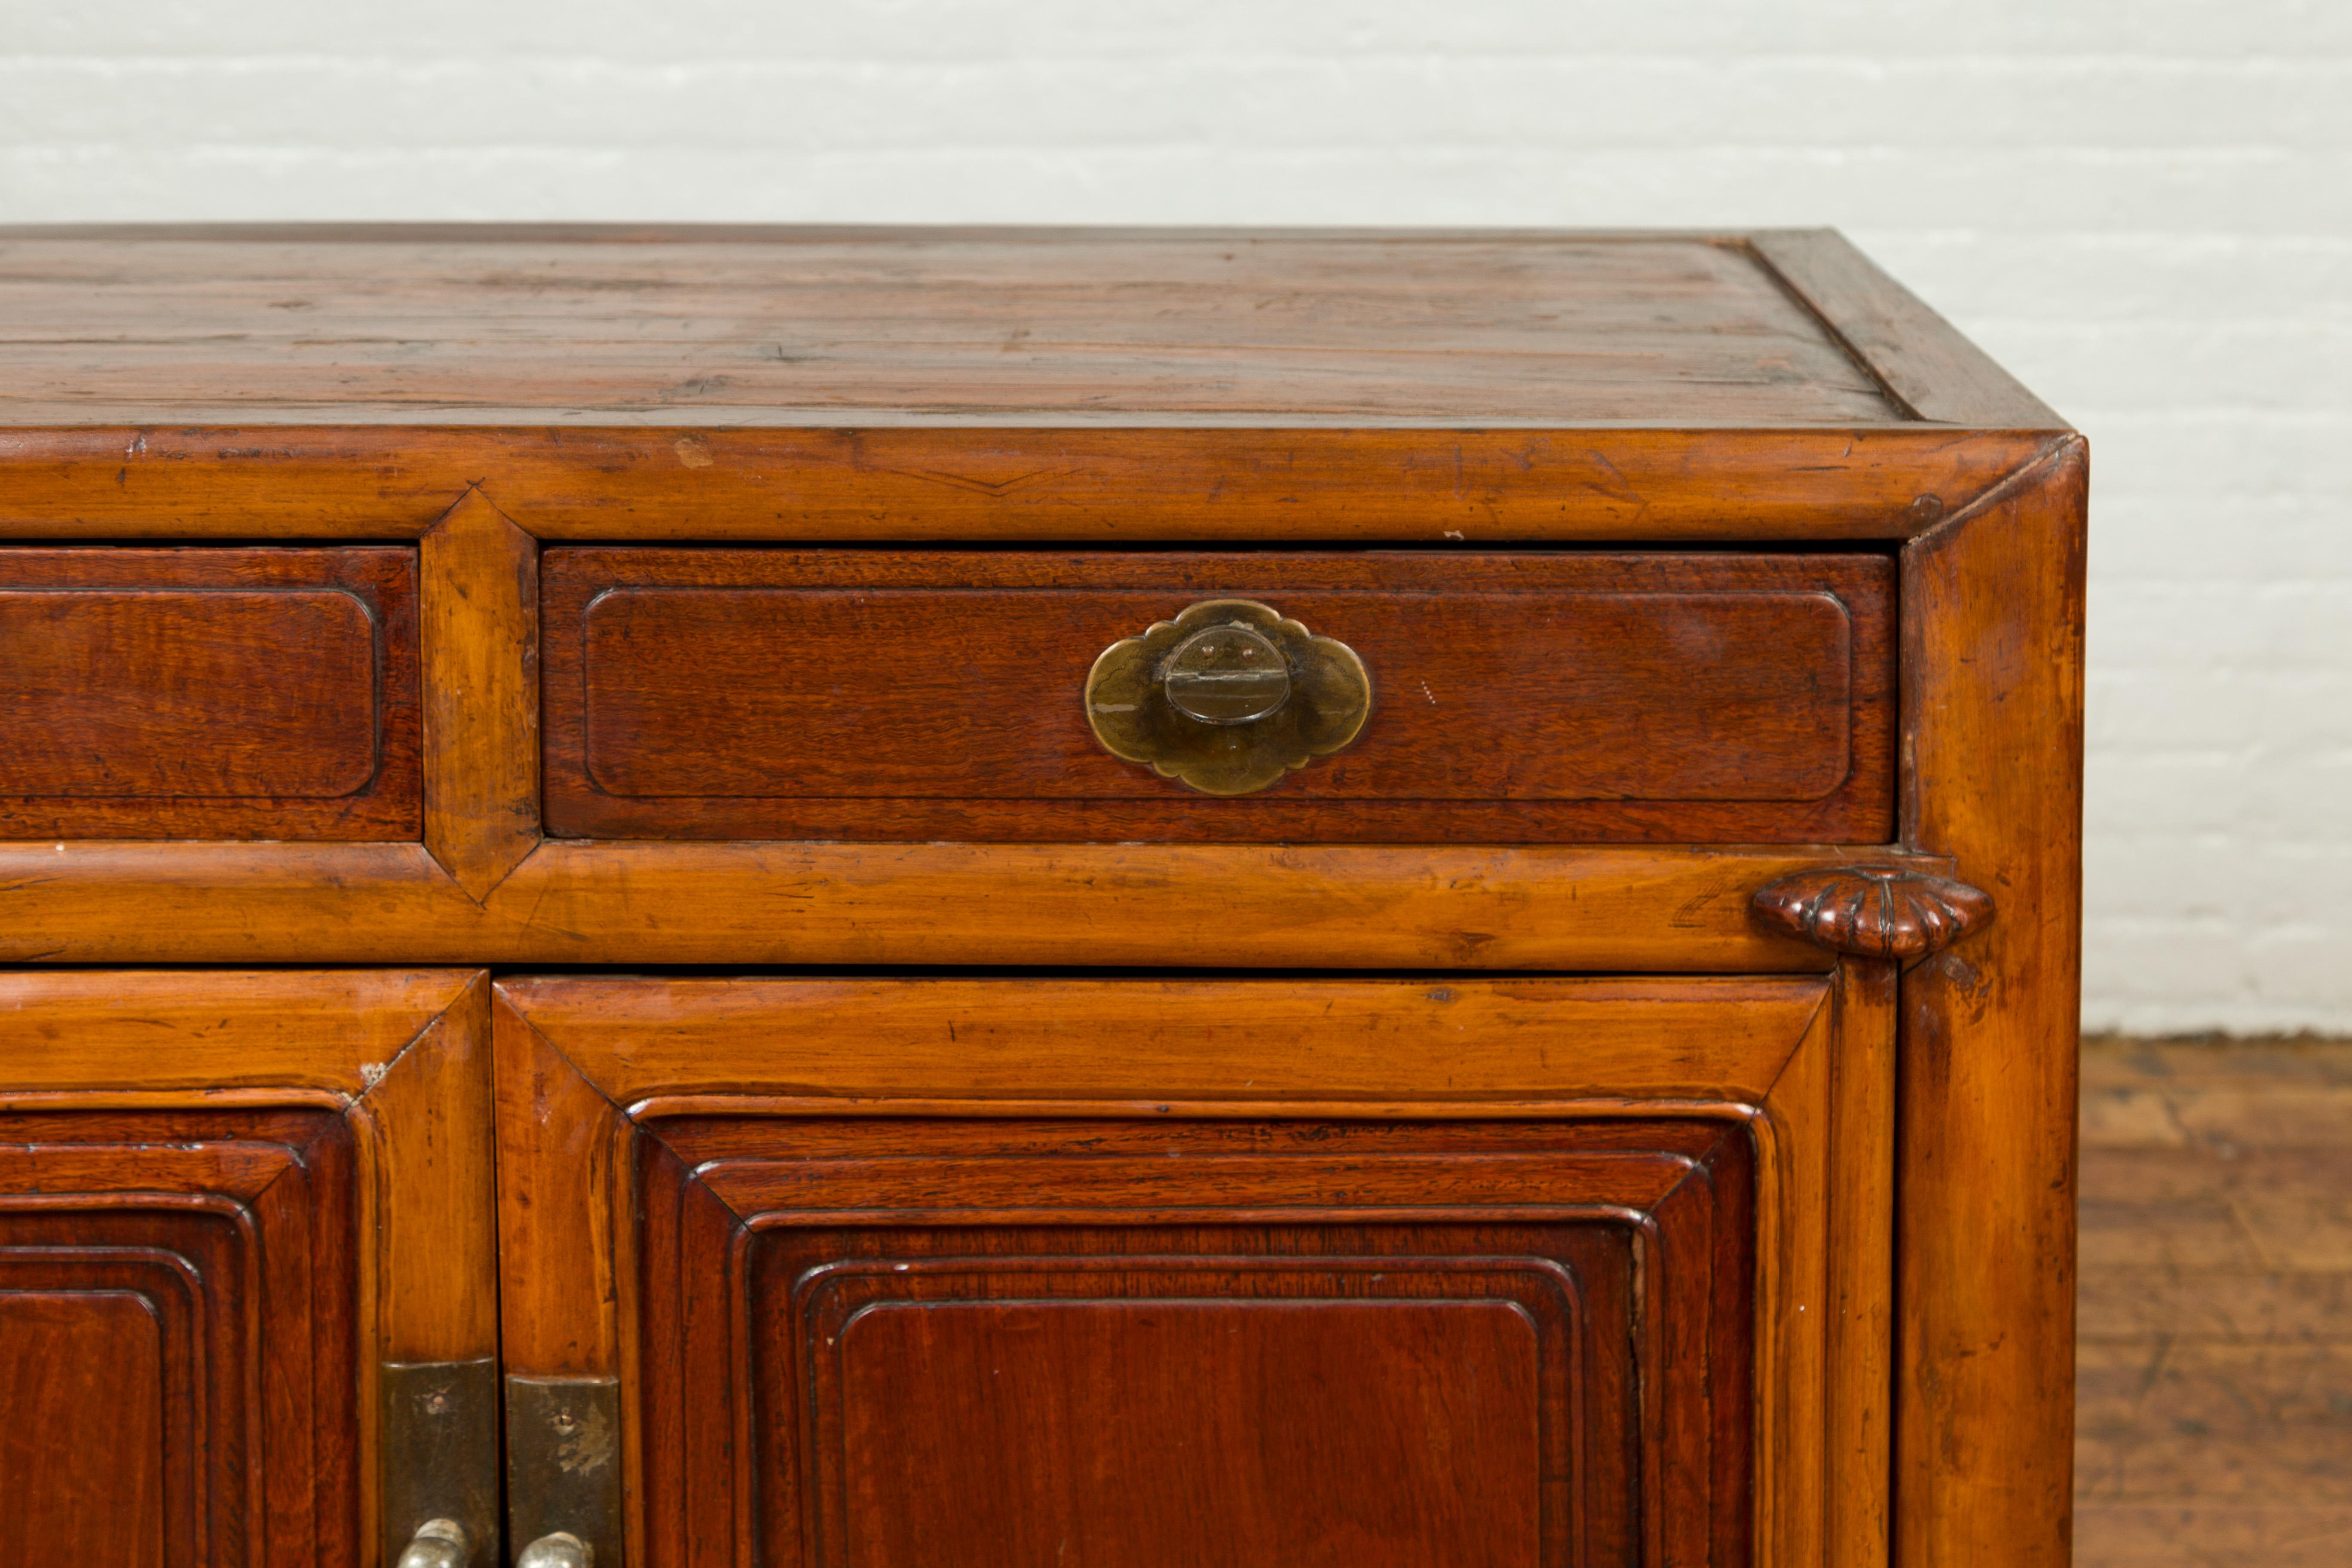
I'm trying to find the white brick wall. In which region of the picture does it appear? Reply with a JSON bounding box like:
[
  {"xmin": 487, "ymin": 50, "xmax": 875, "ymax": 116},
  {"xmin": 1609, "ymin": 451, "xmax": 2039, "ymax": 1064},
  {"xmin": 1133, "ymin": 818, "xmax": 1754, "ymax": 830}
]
[{"xmin": 4, "ymin": 0, "xmax": 2345, "ymax": 1033}]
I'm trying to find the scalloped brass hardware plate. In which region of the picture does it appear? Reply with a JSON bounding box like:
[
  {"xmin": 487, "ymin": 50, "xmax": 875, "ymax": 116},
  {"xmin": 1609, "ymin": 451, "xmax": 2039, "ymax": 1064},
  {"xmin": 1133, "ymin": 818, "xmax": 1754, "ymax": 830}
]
[{"xmin": 1085, "ymin": 598, "xmax": 1372, "ymax": 796}]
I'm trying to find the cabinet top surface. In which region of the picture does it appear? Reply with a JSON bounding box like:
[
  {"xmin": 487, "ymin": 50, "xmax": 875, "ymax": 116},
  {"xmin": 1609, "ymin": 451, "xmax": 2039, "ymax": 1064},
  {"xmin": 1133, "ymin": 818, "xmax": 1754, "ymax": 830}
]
[{"xmin": 0, "ymin": 224, "xmax": 2052, "ymax": 430}]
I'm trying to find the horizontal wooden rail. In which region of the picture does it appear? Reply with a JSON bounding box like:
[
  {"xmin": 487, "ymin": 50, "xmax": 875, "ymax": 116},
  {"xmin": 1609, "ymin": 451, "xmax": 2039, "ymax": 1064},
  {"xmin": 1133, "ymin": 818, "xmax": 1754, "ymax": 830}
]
[{"xmin": 0, "ymin": 839, "xmax": 1945, "ymax": 969}]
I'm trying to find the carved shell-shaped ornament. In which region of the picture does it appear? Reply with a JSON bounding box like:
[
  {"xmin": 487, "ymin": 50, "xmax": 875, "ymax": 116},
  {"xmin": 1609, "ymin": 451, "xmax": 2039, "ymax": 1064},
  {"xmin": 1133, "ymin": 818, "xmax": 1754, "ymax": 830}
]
[
  {"xmin": 1085, "ymin": 599, "xmax": 1372, "ymax": 796},
  {"xmin": 1751, "ymin": 868, "xmax": 1994, "ymax": 962}
]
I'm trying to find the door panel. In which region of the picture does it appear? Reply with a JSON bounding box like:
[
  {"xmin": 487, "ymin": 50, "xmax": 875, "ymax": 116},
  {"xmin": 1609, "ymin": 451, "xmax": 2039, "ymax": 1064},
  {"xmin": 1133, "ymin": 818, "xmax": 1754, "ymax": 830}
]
[
  {"xmin": 0, "ymin": 970, "xmax": 494, "ymax": 1568},
  {"xmin": 495, "ymin": 974, "xmax": 1889, "ymax": 1568},
  {"xmin": 0, "ymin": 1287, "xmax": 167, "ymax": 1566}
]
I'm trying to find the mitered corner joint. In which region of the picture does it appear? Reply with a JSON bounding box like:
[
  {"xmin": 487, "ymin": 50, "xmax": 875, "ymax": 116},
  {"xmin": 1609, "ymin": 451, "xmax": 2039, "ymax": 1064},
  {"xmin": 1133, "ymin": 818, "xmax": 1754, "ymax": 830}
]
[{"xmin": 1751, "ymin": 867, "xmax": 1994, "ymax": 963}]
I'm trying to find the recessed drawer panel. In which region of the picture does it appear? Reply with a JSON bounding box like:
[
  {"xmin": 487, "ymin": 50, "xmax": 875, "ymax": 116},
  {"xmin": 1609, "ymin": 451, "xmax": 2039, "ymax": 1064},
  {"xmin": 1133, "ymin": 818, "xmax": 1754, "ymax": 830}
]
[
  {"xmin": 0, "ymin": 548, "xmax": 419, "ymax": 839},
  {"xmin": 543, "ymin": 550, "xmax": 1893, "ymax": 843}
]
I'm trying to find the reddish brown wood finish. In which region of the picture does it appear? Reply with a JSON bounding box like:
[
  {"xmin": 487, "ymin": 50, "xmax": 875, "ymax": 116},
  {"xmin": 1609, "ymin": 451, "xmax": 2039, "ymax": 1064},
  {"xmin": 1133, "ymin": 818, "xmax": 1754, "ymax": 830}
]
[
  {"xmin": 494, "ymin": 973, "xmax": 1873, "ymax": 1568},
  {"xmin": 0, "ymin": 1290, "xmax": 168, "ymax": 1567},
  {"xmin": 544, "ymin": 549, "xmax": 1896, "ymax": 843},
  {"xmin": 681, "ymin": 1117, "xmax": 1750, "ymax": 1568},
  {"xmin": 0, "ymin": 970, "xmax": 494, "ymax": 1568},
  {"xmin": 829, "ymin": 1295, "xmax": 1549, "ymax": 1562},
  {"xmin": 0, "ymin": 547, "xmax": 420, "ymax": 840},
  {"xmin": 1752, "ymin": 868, "xmax": 1994, "ymax": 961},
  {"xmin": 0, "ymin": 1102, "xmax": 360, "ymax": 1566}
]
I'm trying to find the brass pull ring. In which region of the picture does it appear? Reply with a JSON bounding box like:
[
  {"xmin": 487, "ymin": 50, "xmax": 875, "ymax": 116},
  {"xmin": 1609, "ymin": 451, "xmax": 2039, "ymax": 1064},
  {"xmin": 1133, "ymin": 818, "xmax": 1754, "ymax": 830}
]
[{"xmin": 1085, "ymin": 598, "xmax": 1372, "ymax": 796}]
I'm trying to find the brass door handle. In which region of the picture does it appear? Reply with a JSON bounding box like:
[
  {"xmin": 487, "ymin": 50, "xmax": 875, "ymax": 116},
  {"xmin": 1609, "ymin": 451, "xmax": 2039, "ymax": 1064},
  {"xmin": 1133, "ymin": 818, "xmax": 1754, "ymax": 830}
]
[
  {"xmin": 516, "ymin": 1534, "xmax": 592, "ymax": 1568},
  {"xmin": 396, "ymin": 1520, "xmax": 472, "ymax": 1568},
  {"xmin": 1086, "ymin": 598, "xmax": 1372, "ymax": 795}
]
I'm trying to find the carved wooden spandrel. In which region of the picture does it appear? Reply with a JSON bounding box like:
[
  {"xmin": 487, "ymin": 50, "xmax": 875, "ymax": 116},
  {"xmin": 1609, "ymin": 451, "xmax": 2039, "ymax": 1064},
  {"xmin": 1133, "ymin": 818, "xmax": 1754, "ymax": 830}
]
[{"xmin": 1752, "ymin": 867, "xmax": 1994, "ymax": 962}]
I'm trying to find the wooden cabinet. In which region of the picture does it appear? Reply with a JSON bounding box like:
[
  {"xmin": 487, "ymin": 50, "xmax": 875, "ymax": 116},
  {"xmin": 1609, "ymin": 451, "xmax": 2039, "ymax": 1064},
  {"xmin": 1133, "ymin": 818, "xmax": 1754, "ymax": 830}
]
[{"xmin": 0, "ymin": 227, "xmax": 2081, "ymax": 1568}]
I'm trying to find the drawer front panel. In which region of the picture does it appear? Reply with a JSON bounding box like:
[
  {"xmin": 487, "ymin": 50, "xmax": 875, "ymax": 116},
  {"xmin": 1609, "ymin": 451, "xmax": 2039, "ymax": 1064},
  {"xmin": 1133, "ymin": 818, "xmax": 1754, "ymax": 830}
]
[
  {"xmin": 0, "ymin": 548, "xmax": 420, "ymax": 839},
  {"xmin": 543, "ymin": 550, "xmax": 1894, "ymax": 842}
]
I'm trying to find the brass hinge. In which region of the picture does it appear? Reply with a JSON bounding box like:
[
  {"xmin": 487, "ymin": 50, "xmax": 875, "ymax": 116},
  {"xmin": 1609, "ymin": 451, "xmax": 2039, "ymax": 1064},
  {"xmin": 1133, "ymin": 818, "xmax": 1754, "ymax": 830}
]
[
  {"xmin": 383, "ymin": 1360, "xmax": 499, "ymax": 1568},
  {"xmin": 508, "ymin": 1375, "xmax": 625, "ymax": 1568}
]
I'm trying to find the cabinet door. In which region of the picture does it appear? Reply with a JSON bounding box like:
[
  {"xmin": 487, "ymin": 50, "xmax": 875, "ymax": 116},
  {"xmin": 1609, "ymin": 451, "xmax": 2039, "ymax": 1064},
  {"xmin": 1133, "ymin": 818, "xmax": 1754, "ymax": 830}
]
[
  {"xmin": 495, "ymin": 973, "xmax": 1894, "ymax": 1568},
  {"xmin": 0, "ymin": 970, "xmax": 495, "ymax": 1568}
]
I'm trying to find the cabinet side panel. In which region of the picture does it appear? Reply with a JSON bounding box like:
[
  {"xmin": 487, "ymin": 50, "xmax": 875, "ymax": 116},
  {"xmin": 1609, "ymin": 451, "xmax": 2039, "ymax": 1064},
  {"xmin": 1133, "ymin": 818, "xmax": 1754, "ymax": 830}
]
[{"xmin": 1896, "ymin": 440, "xmax": 2087, "ymax": 1568}]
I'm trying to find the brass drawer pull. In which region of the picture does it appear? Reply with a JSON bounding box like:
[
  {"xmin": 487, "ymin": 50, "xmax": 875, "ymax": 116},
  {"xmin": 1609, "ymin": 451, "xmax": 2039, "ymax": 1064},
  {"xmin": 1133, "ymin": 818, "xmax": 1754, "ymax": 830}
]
[{"xmin": 1086, "ymin": 598, "xmax": 1372, "ymax": 796}]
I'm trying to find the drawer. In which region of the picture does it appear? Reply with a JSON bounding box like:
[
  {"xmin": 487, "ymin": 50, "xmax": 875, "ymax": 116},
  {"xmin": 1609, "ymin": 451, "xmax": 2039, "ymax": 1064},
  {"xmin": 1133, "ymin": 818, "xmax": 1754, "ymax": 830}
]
[
  {"xmin": 0, "ymin": 547, "xmax": 420, "ymax": 839},
  {"xmin": 542, "ymin": 549, "xmax": 1895, "ymax": 842},
  {"xmin": 493, "ymin": 972, "xmax": 1884, "ymax": 1567}
]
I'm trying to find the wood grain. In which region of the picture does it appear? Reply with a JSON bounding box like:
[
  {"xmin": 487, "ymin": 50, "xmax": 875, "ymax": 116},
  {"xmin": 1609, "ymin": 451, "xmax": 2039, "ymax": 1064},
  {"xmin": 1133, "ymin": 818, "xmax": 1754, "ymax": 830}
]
[
  {"xmin": 0, "ymin": 546, "xmax": 420, "ymax": 840},
  {"xmin": 0, "ymin": 1291, "xmax": 165, "ymax": 1568},
  {"xmin": 830, "ymin": 1296, "xmax": 1547, "ymax": 1565},
  {"xmin": 544, "ymin": 548, "xmax": 1896, "ymax": 844},
  {"xmin": 0, "ymin": 839, "xmax": 1942, "ymax": 970},
  {"xmin": 495, "ymin": 974, "xmax": 1825, "ymax": 1109},
  {"xmin": 709, "ymin": 1131, "xmax": 1737, "ymax": 1568},
  {"xmin": 1749, "ymin": 230, "xmax": 2065, "ymax": 429},
  {"xmin": 358, "ymin": 973, "xmax": 497, "ymax": 1363},
  {"xmin": 0, "ymin": 229, "xmax": 1895, "ymax": 426},
  {"xmin": 0, "ymin": 1106, "xmax": 358, "ymax": 1568},
  {"xmin": 1896, "ymin": 438, "xmax": 2088, "ymax": 1568},
  {"xmin": 0, "ymin": 225, "xmax": 2084, "ymax": 1564},
  {"xmin": 1828, "ymin": 961, "xmax": 1897, "ymax": 1568},
  {"xmin": 0, "ymin": 424, "xmax": 2054, "ymax": 546},
  {"xmin": 0, "ymin": 968, "xmax": 471, "ymax": 1096},
  {"xmin": 421, "ymin": 490, "xmax": 542, "ymax": 898},
  {"xmin": 2075, "ymin": 1035, "xmax": 2352, "ymax": 1568},
  {"xmin": 491, "ymin": 992, "xmax": 624, "ymax": 1378},
  {"xmin": 492, "ymin": 973, "xmax": 1841, "ymax": 1568},
  {"xmin": 1754, "ymin": 983, "xmax": 1834, "ymax": 1568},
  {"xmin": 0, "ymin": 969, "xmax": 487, "ymax": 1568}
]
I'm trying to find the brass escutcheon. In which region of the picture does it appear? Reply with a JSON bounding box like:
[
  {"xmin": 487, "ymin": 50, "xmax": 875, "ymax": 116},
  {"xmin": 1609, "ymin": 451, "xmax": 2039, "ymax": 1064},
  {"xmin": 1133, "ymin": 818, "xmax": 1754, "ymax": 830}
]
[{"xmin": 1085, "ymin": 598, "xmax": 1372, "ymax": 795}]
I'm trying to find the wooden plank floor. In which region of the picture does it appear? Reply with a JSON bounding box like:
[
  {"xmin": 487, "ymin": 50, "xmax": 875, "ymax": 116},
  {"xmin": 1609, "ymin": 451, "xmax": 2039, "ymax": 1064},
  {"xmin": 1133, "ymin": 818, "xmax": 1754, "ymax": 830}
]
[{"xmin": 2077, "ymin": 1034, "xmax": 2352, "ymax": 1565}]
